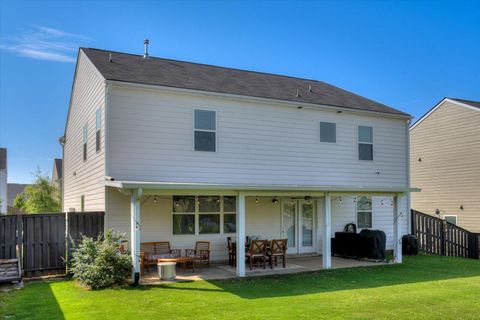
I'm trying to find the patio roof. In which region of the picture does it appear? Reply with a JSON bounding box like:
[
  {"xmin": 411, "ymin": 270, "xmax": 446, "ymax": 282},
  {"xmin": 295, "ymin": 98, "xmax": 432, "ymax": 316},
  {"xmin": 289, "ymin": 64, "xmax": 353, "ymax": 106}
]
[{"xmin": 103, "ymin": 179, "xmax": 420, "ymax": 194}]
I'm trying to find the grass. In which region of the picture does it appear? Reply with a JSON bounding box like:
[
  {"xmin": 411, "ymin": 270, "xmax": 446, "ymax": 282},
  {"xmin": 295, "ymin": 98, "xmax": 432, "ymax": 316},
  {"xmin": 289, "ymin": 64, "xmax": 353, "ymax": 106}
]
[{"xmin": 1, "ymin": 254, "xmax": 480, "ymax": 319}]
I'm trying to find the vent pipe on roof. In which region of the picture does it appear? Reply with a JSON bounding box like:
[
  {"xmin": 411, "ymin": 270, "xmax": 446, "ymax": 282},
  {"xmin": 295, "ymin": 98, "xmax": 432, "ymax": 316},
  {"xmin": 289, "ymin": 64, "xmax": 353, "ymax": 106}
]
[
  {"xmin": 109, "ymin": 53, "xmax": 112, "ymax": 63},
  {"xmin": 143, "ymin": 39, "xmax": 150, "ymax": 58}
]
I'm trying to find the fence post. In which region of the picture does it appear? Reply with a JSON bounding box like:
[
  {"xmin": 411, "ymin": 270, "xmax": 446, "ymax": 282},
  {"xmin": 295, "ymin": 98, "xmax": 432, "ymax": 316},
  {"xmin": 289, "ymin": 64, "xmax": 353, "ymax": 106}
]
[
  {"xmin": 65, "ymin": 211, "xmax": 69, "ymax": 274},
  {"xmin": 411, "ymin": 210, "xmax": 415, "ymax": 235},
  {"xmin": 16, "ymin": 215, "xmax": 23, "ymax": 276},
  {"xmin": 440, "ymin": 219, "xmax": 445, "ymax": 256}
]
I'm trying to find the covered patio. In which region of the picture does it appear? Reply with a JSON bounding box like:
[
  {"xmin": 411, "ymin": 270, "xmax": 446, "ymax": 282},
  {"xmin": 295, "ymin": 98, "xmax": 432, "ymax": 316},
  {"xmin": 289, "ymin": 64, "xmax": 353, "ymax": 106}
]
[
  {"xmin": 140, "ymin": 255, "xmax": 389, "ymax": 283},
  {"xmin": 104, "ymin": 180, "xmax": 414, "ymax": 283}
]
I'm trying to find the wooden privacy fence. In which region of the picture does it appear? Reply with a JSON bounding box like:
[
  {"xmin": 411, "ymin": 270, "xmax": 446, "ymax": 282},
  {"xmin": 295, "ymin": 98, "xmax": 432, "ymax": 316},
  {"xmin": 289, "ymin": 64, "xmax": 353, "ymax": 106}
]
[
  {"xmin": 411, "ymin": 209, "xmax": 480, "ymax": 259},
  {"xmin": 0, "ymin": 211, "xmax": 104, "ymax": 277}
]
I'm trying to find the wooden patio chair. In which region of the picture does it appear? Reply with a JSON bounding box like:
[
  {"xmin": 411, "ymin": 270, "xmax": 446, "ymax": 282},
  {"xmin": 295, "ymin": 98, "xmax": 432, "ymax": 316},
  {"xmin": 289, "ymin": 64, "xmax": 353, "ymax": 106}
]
[
  {"xmin": 227, "ymin": 237, "xmax": 236, "ymax": 267},
  {"xmin": 245, "ymin": 239, "xmax": 268, "ymax": 270},
  {"xmin": 266, "ymin": 239, "xmax": 287, "ymax": 269},
  {"xmin": 186, "ymin": 241, "xmax": 211, "ymax": 267},
  {"xmin": 140, "ymin": 241, "xmax": 181, "ymax": 274}
]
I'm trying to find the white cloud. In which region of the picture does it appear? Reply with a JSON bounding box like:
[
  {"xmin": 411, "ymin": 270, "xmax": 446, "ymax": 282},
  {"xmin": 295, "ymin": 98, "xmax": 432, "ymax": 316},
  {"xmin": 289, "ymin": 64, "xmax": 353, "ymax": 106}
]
[{"xmin": 0, "ymin": 25, "xmax": 90, "ymax": 63}]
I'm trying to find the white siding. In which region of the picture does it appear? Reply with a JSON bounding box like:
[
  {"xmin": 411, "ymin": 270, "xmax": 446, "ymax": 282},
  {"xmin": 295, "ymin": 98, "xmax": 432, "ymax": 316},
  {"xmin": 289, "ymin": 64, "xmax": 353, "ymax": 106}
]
[
  {"xmin": 107, "ymin": 85, "xmax": 409, "ymax": 188},
  {"xmin": 63, "ymin": 51, "xmax": 106, "ymax": 212}
]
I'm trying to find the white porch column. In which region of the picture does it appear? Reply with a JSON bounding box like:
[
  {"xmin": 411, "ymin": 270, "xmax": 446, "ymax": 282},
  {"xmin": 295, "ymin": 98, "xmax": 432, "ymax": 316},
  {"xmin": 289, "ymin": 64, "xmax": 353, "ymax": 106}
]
[
  {"xmin": 236, "ymin": 192, "xmax": 246, "ymax": 277},
  {"xmin": 130, "ymin": 188, "xmax": 142, "ymax": 284},
  {"xmin": 322, "ymin": 192, "xmax": 332, "ymax": 269},
  {"xmin": 393, "ymin": 193, "xmax": 403, "ymax": 263}
]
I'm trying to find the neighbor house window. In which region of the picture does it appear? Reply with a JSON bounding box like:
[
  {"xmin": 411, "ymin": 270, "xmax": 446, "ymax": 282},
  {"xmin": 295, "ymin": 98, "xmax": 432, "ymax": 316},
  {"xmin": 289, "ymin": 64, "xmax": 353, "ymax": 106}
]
[
  {"xmin": 95, "ymin": 108, "xmax": 101, "ymax": 152},
  {"xmin": 320, "ymin": 122, "xmax": 336, "ymax": 143},
  {"xmin": 80, "ymin": 195, "xmax": 85, "ymax": 212},
  {"xmin": 199, "ymin": 196, "xmax": 220, "ymax": 234},
  {"xmin": 194, "ymin": 109, "xmax": 216, "ymax": 152},
  {"xmin": 82, "ymin": 124, "xmax": 88, "ymax": 161},
  {"xmin": 444, "ymin": 215, "xmax": 457, "ymax": 225},
  {"xmin": 172, "ymin": 196, "xmax": 236, "ymax": 235},
  {"xmin": 223, "ymin": 196, "xmax": 236, "ymax": 233},
  {"xmin": 356, "ymin": 196, "xmax": 372, "ymax": 229},
  {"xmin": 358, "ymin": 126, "xmax": 373, "ymax": 160},
  {"xmin": 172, "ymin": 196, "xmax": 195, "ymax": 235}
]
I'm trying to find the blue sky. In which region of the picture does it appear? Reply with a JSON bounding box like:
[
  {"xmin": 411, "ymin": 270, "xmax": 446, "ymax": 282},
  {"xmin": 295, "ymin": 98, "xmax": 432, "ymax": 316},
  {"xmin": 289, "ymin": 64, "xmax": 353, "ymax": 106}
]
[{"xmin": 1, "ymin": 1, "xmax": 479, "ymax": 183}]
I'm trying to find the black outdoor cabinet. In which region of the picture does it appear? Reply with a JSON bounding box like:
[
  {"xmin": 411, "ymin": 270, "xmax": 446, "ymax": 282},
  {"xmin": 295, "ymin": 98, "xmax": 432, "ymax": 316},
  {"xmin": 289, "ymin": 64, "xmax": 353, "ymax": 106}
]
[{"xmin": 332, "ymin": 230, "xmax": 386, "ymax": 259}]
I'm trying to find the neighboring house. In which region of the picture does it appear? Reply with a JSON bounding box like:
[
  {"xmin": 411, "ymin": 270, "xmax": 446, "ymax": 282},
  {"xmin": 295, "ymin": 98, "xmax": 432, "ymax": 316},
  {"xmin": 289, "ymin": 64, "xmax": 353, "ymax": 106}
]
[
  {"xmin": 7, "ymin": 183, "xmax": 29, "ymax": 214},
  {"xmin": 52, "ymin": 158, "xmax": 63, "ymax": 192},
  {"xmin": 410, "ymin": 98, "xmax": 480, "ymax": 232},
  {"xmin": 0, "ymin": 148, "xmax": 6, "ymax": 215},
  {"xmin": 62, "ymin": 47, "xmax": 414, "ymax": 279}
]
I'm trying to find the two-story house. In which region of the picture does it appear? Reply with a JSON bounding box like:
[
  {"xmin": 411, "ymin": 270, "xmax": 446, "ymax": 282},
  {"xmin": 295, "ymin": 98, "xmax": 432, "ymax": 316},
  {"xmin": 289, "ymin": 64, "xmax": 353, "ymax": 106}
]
[
  {"xmin": 411, "ymin": 98, "xmax": 480, "ymax": 232},
  {"xmin": 62, "ymin": 47, "xmax": 414, "ymax": 280}
]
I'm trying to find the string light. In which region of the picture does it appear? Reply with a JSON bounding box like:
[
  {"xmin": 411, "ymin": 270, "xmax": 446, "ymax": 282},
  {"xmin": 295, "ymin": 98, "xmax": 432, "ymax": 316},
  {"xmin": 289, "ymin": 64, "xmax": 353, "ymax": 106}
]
[
  {"xmin": 255, "ymin": 198, "xmax": 259, "ymax": 203},
  {"xmin": 153, "ymin": 195, "xmax": 157, "ymax": 203}
]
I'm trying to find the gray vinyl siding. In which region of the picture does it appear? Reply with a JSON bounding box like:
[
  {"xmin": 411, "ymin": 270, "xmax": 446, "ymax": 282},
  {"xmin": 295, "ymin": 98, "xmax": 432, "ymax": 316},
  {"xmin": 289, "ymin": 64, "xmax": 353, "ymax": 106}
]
[
  {"xmin": 106, "ymin": 84, "xmax": 409, "ymax": 188},
  {"xmin": 411, "ymin": 101, "xmax": 480, "ymax": 232},
  {"xmin": 63, "ymin": 51, "xmax": 106, "ymax": 212}
]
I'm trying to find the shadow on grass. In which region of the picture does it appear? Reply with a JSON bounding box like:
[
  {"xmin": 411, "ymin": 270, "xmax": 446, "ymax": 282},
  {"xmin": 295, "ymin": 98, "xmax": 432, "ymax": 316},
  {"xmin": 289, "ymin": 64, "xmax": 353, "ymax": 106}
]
[
  {"xmin": 146, "ymin": 254, "xmax": 480, "ymax": 299},
  {"xmin": 0, "ymin": 280, "xmax": 65, "ymax": 319}
]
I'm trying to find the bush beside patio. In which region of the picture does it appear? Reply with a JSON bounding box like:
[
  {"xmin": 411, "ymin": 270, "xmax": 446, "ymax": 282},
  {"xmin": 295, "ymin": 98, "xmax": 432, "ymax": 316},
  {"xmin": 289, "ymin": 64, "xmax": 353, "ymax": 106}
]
[{"xmin": 1, "ymin": 254, "xmax": 480, "ymax": 319}]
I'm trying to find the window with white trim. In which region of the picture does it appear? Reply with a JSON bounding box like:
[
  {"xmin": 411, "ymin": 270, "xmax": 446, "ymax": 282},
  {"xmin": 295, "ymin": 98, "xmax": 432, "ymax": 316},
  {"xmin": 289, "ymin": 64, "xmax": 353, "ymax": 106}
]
[
  {"xmin": 95, "ymin": 108, "xmax": 101, "ymax": 152},
  {"xmin": 320, "ymin": 122, "xmax": 336, "ymax": 143},
  {"xmin": 82, "ymin": 124, "xmax": 88, "ymax": 161},
  {"xmin": 172, "ymin": 196, "xmax": 195, "ymax": 235},
  {"xmin": 444, "ymin": 215, "xmax": 457, "ymax": 225},
  {"xmin": 356, "ymin": 196, "xmax": 372, "ymax": 229},
  {"xmin": 172, "ymin": 196, "xmax": 236, "ymax": 235},
  {"xmin": 358, "ymin": 126, "xmax": 373, "ymax": 160},
  {"xmin": 194, "ymin": 109, "xmax": 216, "ymax": 152}
]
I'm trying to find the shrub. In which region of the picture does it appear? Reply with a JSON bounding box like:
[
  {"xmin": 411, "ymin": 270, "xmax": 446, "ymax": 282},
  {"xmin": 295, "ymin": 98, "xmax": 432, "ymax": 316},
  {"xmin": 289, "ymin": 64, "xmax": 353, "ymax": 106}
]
[{"xmin": 70, "ymin": 230, "xmax": 132, "ymax": 290}]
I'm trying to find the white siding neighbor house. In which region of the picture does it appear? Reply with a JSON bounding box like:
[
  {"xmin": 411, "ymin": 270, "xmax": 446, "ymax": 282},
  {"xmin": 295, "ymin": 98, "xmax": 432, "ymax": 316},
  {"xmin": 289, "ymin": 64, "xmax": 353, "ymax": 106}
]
[
  {"xmin": 62, "ymin": 47, "xmax": 415, "ymax": 280},
  {"xmin": 0, "ymin": 148, "xmax": 7, "ymax": 215},
  {"xmin": 410, "ymin": 98, "xmax": 480, "ymax": 232}
]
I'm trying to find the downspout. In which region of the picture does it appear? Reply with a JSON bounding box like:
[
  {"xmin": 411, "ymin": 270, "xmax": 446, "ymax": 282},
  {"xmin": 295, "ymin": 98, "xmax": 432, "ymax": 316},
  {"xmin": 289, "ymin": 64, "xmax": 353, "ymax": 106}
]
[
  {"xmin": 406, "ymin": 118, "xmax": 412, "ymax": 234},
  {"xmin": 104, "ymin": 82, "xmax": 110, "ymax": 233}
]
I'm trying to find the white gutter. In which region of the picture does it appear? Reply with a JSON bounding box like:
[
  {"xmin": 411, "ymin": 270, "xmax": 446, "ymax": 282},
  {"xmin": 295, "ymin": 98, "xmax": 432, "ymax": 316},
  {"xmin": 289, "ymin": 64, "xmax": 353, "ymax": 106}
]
[
  {"xmin": 102, "ymin": 180, "xmax": 420, "ymax": 193},
  {"xmin": 106, "ymin": 80, "xmax": 412, "ymax": 121}
]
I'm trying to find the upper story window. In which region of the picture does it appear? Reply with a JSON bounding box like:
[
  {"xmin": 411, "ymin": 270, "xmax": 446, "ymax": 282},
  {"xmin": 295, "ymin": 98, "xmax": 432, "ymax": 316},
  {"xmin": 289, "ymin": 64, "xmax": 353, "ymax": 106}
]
[
  {"xmin": 95, "ymin": 108, "xmax": 101, "ymax": 152},
  {"xmin": 194, "ymin": 109, "xmax": 216, "ymax": 152},
  {"xmin": 358, "ymin": 126, "xmax": 373, "ymax": 160},
  {"xmin": 356, "ymin": 196, "xmax": 372, "ymax": 229},
  {"xmin": 320, "ymin": 122, "xmax": 336, "ymax": 143},
  {"xmin": 82, "ymin": 124, "xmax": 88, "ymax": 161}
]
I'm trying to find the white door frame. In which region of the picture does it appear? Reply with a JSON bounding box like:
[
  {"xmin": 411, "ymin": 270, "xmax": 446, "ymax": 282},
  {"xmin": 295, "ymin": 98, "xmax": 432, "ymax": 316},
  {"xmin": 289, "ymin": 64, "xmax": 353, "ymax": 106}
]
[{"xmin": 281, "ymin": 199, "xmax": 317, "ymax": 254}]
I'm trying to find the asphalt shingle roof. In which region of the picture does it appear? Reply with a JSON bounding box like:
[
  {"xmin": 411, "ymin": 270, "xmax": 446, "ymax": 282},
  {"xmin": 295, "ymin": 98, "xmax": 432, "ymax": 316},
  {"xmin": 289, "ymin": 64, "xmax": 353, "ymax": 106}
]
[{"xmin": 81, "ymin": 48, "xmax": 409, "ymax": 117}]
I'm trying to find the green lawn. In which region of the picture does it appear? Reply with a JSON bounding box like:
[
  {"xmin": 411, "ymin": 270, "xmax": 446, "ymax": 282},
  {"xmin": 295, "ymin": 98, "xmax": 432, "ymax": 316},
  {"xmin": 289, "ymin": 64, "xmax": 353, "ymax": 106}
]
[{"xmin": 1, "ymin": 255, "xmax": 480, "ymax": 320}]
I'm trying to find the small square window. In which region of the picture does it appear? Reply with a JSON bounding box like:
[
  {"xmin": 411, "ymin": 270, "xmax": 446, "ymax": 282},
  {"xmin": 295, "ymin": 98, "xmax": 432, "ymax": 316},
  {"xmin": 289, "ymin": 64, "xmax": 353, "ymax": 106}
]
[
  {"xmin": 194, "ymin": 131, "xmax": 216, "ymax": 152},
  {"xmin": 199, "ymin": 214, "xmax": 220, "ymax": 234},
  {"xmin": 194, "ymin": 110, "xmax": 216, "ymax": 130},
  {"xmin": 358, "ymin": 126, "xmax": 373, "ymax": 143},
  {"xmin": 173, "ymin": 214, "xmax": 195, "ymax": 235},
  {"xmin": 320, "ymin": 122, "xmax": 336, "ymax": 143},
  {"xmin": 198, "ymin": 196, "xmax": 220, "ymax": 212},
  {"xmin": 224, "ymin": 214, "xmax": 236, "ymax": 233}
]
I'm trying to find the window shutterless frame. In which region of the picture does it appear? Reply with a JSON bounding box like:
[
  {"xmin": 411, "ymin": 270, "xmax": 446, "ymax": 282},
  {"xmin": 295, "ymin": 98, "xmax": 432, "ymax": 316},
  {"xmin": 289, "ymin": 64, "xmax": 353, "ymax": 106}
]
[
  {"xmin": 444, "ymin": 215, "xmax": 458, "ymax": 225},
  {"xmin": 193, "ymin": 108, "xmax": 217, "ymax": 152},
  {"xmin": 82, "ymin": 123, "xmax": 88, "ymax": 162},
  {"xmin": 95, "ymin": 108, "xmax": 101, "ymax": 153},
  {"xmin": 356, "ymin": 196, "xmax": 373, "ymax": 229},
  {"xmin": 357, "ymin": 125, "xmax": 374, "ymax": 161}
]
